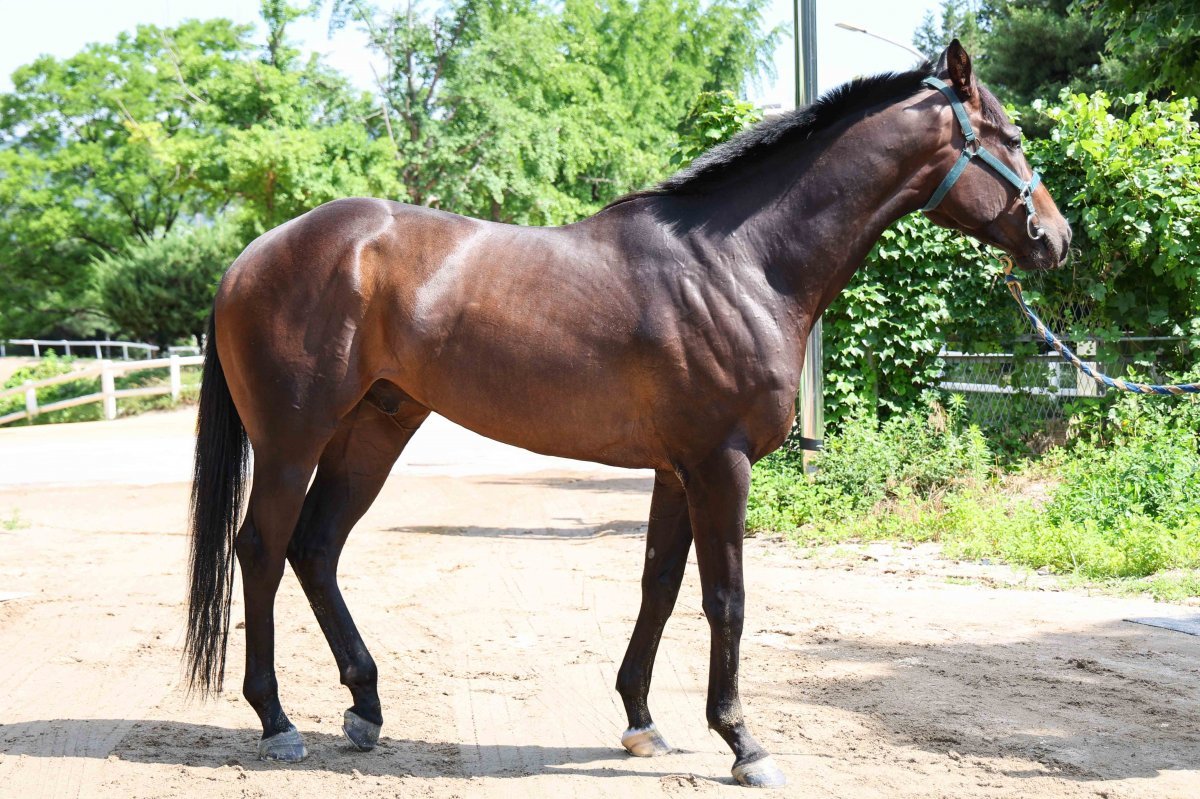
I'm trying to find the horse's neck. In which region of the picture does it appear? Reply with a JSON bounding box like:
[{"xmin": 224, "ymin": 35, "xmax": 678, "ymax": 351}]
[{"xmin": 691, "ymin": 101, "xmax": 936, "ymax": 327}]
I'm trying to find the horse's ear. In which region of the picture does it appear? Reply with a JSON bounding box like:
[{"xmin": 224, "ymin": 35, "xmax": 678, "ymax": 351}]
[{"xmin": 945, "ymin": 39, "xmax": 975, "ymax": 99}]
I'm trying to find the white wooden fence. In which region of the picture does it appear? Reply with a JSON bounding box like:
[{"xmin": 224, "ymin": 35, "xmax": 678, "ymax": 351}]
[
  {"xmin": 0, "ymin": 355, "xmax": 203, "ymax": 426},
  {"xmin": 0, "ymin": 338, "xmax": 202, "ymax": 359}
]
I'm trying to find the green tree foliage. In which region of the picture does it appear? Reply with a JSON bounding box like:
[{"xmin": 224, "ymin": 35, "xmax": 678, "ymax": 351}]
[
  {"xmin": 983, "ymin": 0, "xmax": 1112, "ymax": 111},
  {"xmin": 1081, "ymin": 0, "xmax": 1200, "ymax": 100},
  {"xmin": 670, "ymin": 90, "xmax": 762, "ymax": 168},
  {"xmin": 329, "ymin": 0, "xmax": 779, "ymax": 223},
  {"xmin": 916, "ymin": 0, "xmax": 1200, "ymax": 111},
  {"xmin": 0, "ymin": 5, "xmax": 396, "ymax": 338},
  {"xmin": 94, "ymin": 219, "xmax": 246, "ymax": 348},
  {"xmin": 1027, "ymin": 91, "xmax": 1200, "ymax": 343},
  {"xmin": 915, "ymin": 0, "xmax": 1114, "ymax": 115},
  {"xmin": 913, "ymin": 0, "xmax": 995, "ymax": 61}
]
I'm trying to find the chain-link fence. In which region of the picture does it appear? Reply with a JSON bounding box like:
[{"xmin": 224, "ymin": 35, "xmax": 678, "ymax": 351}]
[{"xmin": 935, "ymin": 269, "xmax": 1193, "ymax": 441}]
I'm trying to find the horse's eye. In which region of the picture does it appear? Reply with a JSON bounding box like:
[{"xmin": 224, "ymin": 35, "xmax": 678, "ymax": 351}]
[{"xmin": 1007, "ymin": 137, "xmax": 1022, "ymax": 151}]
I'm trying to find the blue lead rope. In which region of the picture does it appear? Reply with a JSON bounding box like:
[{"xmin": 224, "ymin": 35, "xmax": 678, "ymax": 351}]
[{"xmin": 999, "ymin": 256, "xmax": 1200, "ymax": 395}]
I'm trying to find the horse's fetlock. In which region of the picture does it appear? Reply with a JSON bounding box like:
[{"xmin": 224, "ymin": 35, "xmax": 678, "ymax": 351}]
[
  {"xmin": 706, "ymin": 701, "xmax": 743, "ymax": 734},
  {"xmin": 243, "ymin": 672, "xmax": 278, "ymax": 707},
  {"xmin": 341, "ymin": 659, "xmax": 378, "ymax": 689}
]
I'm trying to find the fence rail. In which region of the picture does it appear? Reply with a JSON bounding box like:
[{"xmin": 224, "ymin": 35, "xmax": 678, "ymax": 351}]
[
  {"xmin": 0, "ymin": 355, "xmax": 203, "ymax": 426},
  {"xmin": 936, "ymin": 349, "xmax": 1103, "ymax": 399},
  {"xmin": 1, "ymin": 338, "xmax": 166, "ymax": 360}
]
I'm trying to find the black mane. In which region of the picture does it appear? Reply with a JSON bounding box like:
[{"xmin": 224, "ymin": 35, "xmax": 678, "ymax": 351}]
[{"xmin": 606, "ymin": 61, "xmax": 936, "ymax": 208}]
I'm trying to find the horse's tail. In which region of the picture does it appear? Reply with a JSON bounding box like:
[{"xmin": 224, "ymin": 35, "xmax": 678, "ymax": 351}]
[{"xmin": 185, "ymin": 313, "xmax": 248, "ymax": 696}]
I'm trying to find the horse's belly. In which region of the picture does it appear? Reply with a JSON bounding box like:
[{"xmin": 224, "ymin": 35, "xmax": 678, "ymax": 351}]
[{"xmin": 411, "ymin": 353, "xmax": 669, "ymax": 469}]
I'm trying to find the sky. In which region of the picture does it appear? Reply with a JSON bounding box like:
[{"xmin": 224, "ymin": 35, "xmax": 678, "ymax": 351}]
[{"xmin": 0, "ymin": 0, "xmax": 943, "ymax": 107}]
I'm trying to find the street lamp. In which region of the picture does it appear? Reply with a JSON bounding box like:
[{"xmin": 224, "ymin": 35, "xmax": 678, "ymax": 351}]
[
  {"xmin": 834, "ymin": 21, "xmax": 927, "ymax": 61},
  {"xmin": 795, "ymin": 0, "xmax": 823, "ymax": 470}
]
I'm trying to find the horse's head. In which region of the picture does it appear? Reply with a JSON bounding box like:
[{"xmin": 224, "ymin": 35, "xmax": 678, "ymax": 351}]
[{"xmin": 919, "ymin": 40, "xmax": 1071, "ymax": 271}]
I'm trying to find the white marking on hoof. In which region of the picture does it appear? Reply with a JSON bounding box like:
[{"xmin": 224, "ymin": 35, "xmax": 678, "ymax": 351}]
[
  {"xmin": 257, "ymin": 725, "xmax": 307, "ymax": 763},
  {"xmin": 732, "ymin": 755, "xmax": 786, "ymax": 788},
  {"xmin": 343, "ymin": 709, "xmax": 382, "ymax": 752},
  {"xmin": 621, "ymin": 724, "xmax": 671, "ymax": 757}
]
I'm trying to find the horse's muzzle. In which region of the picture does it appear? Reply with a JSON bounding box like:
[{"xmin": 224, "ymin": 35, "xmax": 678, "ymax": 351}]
[{"xmin": 1018, "ymin": 222, "xmax": 1071, "ymax": 271}]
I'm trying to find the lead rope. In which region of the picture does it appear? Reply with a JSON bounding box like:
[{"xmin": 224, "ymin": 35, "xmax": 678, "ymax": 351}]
[{"xmin": 997, "ymin": 254, "xmax": 1200, "ymax": 395}]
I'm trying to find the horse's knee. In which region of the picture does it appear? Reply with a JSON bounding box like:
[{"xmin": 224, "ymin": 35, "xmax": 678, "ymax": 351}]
[
  {"xmin": 701, "ymin": 585, "xmax": 745, "ymax": 633},
  {"xmin": 643, "ymin": 559, "xmax": 686, "ymax": 598}
]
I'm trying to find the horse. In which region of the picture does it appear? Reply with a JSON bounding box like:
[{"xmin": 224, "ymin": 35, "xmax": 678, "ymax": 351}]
[{"xmin": 185, "ymin": 40, "xmax": 1071, "ymax": 788}]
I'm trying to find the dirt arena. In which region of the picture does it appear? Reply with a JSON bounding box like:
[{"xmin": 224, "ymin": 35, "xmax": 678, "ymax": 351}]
[{"xmin": 0, "ymin": 409, "xmax": 1197, "ymax": 798}]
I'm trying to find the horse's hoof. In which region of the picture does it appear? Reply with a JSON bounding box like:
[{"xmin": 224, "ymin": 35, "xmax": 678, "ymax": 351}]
[
  {"xmin": 343, "ymin": 709, "xmax": 382, "ymax": 752},
  {"xmin": 257, "ymin": 725, "xmax": 307, "ymax": 763},
  {"xmin": 621, "ymin": 724, "xmax": 671, "ymax": 757},
  {"xmin": 732, "ymin": 755, "xmax": 786, "ymax": 788}
]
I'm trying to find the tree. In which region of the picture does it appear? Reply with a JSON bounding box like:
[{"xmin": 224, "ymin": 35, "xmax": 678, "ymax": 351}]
[
  {"xmin": 0, "ymin": 4, "xmax": 395, "ymax": 337},
  {"xmin": 1080, "ymin": 0, "xmax": 1200, "ymax": 100},
  {"xmin": 915, "ymin": 0, "xmax": 1200, "ymax": 114},
  {"xmin": 983, "ymin": 0, "xmax": 1113, "ymax": 110},
  {"xmin": 94, "ymin": 219, "xmax": 245, "ymax": 347},
  {"xmin": 328, "ymin": 0, "xmax": 780, "ymax": 224},
  {"xmin": 670, "ymin": 90, "xmax": 763, "ymax": 169},
  {"xmin": 913, "ymin": 0, "xmax": 994, "ymax": 62}
]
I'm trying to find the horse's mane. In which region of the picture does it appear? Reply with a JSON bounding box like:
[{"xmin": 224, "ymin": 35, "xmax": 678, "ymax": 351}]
[{"xmin": 605, "ymin": 61, "xmax": 936, "ymax": 209}]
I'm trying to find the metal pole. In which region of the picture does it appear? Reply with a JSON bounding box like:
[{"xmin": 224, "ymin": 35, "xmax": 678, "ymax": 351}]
[{"xmin": 796, "ymin": 0, "xmax": 824, "ymax": 472}]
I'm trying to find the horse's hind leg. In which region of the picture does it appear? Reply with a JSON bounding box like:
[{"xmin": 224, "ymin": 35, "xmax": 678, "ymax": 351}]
[
  {"xmin": 615, "ymin": 469, "xmax": 692, "ymax": 756},
  {"xmin": 287, "ymin": 397, "xmax": 429, "ymax": 752},
  {"xmin": 236, "ymin": 435, "xmax": 328, "ymax": 762}
]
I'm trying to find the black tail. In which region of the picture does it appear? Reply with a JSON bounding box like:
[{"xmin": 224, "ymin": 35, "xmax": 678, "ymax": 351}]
[{"xmin": 185, "ymin": 314, "xmax": 248, "ymax": 696}]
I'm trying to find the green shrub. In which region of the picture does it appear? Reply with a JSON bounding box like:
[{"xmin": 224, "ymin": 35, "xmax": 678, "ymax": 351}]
[
  {"xmin": 752, "ymin": 386, "xmax": 1200, "ymax": 590},
  {"xmin": 95, "ymin": 218, "xmax": 245, "ymax": 349},
  {"xmin": 749, "ymin": 393, "xmax": 992, "ymax": 532}
]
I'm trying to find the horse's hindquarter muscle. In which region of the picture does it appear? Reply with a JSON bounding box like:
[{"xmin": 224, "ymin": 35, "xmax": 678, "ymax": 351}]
[{"xmin": 362, "ymin": 203, "xmax": 801, "ymax": 468}]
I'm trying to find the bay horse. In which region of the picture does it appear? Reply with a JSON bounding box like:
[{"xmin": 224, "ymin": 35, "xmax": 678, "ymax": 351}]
[{"xmin": 186, "ymin": 41, "xmax": 1070, "ymax": 788}]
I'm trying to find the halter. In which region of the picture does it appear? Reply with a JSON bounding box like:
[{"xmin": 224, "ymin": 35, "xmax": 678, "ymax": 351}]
[{"xmin": 921, "ymin": 76, "xmax": 1044, "ymax": 241}]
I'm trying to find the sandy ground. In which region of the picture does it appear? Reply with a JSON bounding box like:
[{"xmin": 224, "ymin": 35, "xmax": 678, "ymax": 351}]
[{"xmin": 0, "ymin": 410, "xmax": 1198, "ymax": 798}]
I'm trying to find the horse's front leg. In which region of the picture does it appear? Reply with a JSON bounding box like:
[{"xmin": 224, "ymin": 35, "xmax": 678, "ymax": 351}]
[
  {"xmin": 615, "ymin": 468, "xmax": 693, "ymax": 756},
  {"xmin": 685, "ymin": 447, "xmax": 786, "ymax": 789}
]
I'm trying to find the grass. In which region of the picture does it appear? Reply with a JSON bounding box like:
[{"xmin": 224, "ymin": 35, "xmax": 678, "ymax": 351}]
[{"xmin": 750, "ymin": 393, "xmax": 1200, "ymax": 601}]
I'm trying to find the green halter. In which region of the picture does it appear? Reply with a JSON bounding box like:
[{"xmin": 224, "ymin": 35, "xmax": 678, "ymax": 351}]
[{"xmin": 920, "ymin": 76, "xmax": 1044, "ymax": 240}]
